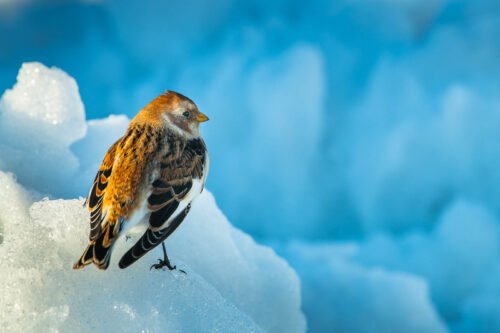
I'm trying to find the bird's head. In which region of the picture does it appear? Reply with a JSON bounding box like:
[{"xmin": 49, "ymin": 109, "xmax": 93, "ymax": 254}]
[{"xmin": 139, "ymin": 91, "xmax": 209, "ymax": 137}]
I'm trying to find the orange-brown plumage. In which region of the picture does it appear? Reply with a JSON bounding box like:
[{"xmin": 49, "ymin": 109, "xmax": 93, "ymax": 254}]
[{"xmin": 74, "ymin": 91, "xmax": 209, "ymax": 270}]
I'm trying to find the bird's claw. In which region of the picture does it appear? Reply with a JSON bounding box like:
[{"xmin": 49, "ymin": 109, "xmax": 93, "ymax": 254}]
[{"xmin": 150, "ymin": 259, "xmax": 186, "ymax": 274}]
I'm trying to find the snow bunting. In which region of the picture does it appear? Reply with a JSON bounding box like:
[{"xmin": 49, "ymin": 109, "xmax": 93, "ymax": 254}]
[{"xmin": 73, "ymin": 91, "xmax": 209, "ymax": 270}]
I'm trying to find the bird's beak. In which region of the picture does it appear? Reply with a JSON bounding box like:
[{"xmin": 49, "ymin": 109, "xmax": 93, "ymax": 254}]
[{"xmin": 197, "ymin": 112, "xmax": 209, "ymax": 123}]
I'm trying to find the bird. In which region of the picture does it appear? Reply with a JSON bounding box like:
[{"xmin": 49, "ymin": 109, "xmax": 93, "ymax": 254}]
[{"xmin": 73, "ymin": 91, "xmax": 209, "ymax": 271}]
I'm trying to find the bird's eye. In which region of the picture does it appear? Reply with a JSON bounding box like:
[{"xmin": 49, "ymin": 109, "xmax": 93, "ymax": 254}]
[{"xmin": 182, "ymin": 111, "xmax": 190, "ymax": 118}]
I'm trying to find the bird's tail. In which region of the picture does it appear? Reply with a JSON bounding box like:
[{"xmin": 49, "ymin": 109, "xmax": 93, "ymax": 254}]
[{"xmin": 73, "ymin": 223, "xmax": 118, "ymax": 270}]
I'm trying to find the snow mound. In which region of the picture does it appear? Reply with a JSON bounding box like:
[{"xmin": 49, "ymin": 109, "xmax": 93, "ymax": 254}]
[
  {"xmin": 0, "ymin": 173, "xmax": 305, "ymax": 332},
  {"xmin": 0, "ymin": 62, "xmax": 130, "ymax": 198},
  {"xmin": 0, "ymin": 63, "xmax": 305, "ymax": 332},
  {"xmin": 280, "ymin": 242, "xmax": 446, "ymax": 333},
  {"xmin": 355, "ymin": 200, "xmax": 500, "ymax": 331},
  {"xmin": 0, "ymin": 62, "xmax": 86, "ymax": 145},
  {"xmin": 277, "ymin": 199, "xmax": 500, "ymax": 333},
  {"xmin": 0, "ymin": 62, "xmax": 85, "ymax": 197}
]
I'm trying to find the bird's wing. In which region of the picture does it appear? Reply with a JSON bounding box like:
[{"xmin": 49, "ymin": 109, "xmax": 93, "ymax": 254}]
[
  {"xmin": 118, "ymin": 138, "xmax": 207, "ymax": 269},
  {"xmin": 118, "ymin": 204, "xmax": 191, "ymax": 269},
  {"xmin": 86, "ymin": 139, "xmax": 120, "ymax": 241},
  {"xmin": 97, "ymin": 124, "xmax": 163, "ymax": 246},
  {"xmin": 148, "ymin": 138, "xmax": 207, "ymax": 230},
  {"xmin": 76, "ymin": 125, "xmax": 163, "ymax": 269}
]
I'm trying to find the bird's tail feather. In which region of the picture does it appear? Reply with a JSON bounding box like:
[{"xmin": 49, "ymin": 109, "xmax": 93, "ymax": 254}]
[{"xmin": 73, "ymin": 226, "xmax": 116, "ymax": 270}]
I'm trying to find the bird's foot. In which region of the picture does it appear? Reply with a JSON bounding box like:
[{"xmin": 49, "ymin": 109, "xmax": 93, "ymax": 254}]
[{"xmin": 150, "ymin": 259, "xmax": 186, "ymax": 274}]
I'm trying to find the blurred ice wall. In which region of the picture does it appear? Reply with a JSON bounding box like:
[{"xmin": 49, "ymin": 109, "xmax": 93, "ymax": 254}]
[{"xmin": 1, "ymin": 0, "xmax": 500, "ymax": 241}]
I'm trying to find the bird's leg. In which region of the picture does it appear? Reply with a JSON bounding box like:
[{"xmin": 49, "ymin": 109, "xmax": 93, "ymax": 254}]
[
  {"xmin": 160, "ymin": 242, "xmax": 175, "ymax": 270},
  {"xmin": 150, "ymin": 242, "xmax": 186, "ymax": 273}
]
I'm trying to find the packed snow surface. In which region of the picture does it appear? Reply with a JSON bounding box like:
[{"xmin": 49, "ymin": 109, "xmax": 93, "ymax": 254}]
[{"xmin": 0, "ymin": 175, "xmax": 305, "ymax": 332}]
